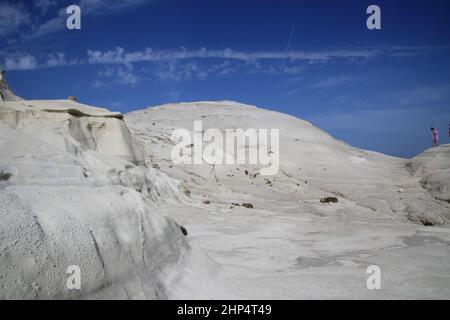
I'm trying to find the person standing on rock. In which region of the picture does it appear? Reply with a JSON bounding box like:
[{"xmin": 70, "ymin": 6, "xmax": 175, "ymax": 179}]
[{"xmin": 431, "ymin": 127, "xmax": 439, "ymax": 147}]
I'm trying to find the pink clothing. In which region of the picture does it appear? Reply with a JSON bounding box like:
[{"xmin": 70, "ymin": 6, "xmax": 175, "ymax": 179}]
[{"xmin": 433, "ymin": 129, "xmax": 439, "ymax": 140}]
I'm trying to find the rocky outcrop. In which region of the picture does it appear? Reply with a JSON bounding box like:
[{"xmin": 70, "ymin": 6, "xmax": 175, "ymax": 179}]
[
  {"xmin": 406, "ymin": 144, "xmax": 450, "ymax": 203},
  {"xmin": 0, "ymin": 71, "xmax": 22, "ymax": 102},
  {"xmin": 0, "ymin": 75, "xmax": 142, "ymax": 165},
  {"xmin": 0, "ymin": 84, "xmax": 214, "ymax": 299},
  {"xmin": 0, "ymin": 99, "xmax": 143, "ymax": 165},
  {"xmin": 126, "ymin": 101, "xmax": 450, "ymax": 225}
]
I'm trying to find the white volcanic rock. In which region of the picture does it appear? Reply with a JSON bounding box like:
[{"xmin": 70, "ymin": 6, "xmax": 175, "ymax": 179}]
[
  {"xmin": 407, "ymin": 144, "xmax": 450, "ymax": 203},
  {"xmin": 1, "ymin": 84, "xmax": 450, "ymax": 300},
  {"xmin": 0, "ymin": 99, "xmax": 144, "ymax": 165},
  {"xmin": 0, "ymin": 72, "xmax": 22, "ymax": 102},
  {"xmin": 126, "ymin": 101, "xmax": 450, "ymax": 225},
  {"xmin": 0, "ymin": 95, "xmax": 214, "ymax": 299},
  {"xmin": 126, "ymin": 101, "xmax": 450, "ymax": 299}
]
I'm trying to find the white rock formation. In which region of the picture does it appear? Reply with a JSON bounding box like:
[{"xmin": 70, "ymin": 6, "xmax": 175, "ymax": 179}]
[
  {"xmin": 0, "ymin": 71, "xmax": 23, "ymax": 102},
  {"xmin": 1, "ymin": 76, "xmax": 450, "ymax": 299},
  {"xmin": 0, "ymin": 80, "xmax": 215, "ymax": 299},
  {"xmin": 0, "ymin": 100, "xmax": 144, "ymax": 166},
  {"xmin": 406, "ymin": 144, "xmax": 450, "ymax": 203},
  {"xmin": 126, "ymin": 101, "xmax": 450, "ymax": 299},
  {"xmin": 126, "ymin": 101, "xmax": 450, "ymax": 226}
]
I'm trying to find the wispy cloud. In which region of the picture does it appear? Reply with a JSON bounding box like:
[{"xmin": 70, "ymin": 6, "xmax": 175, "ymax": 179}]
[
  {"xmin": 310, "ymin": 75, "xmax": 353, "ymax": 89},
  {"xmin": 93, "ymin": 65, "xmax": 140, "ymax": 87},
  {"xmin": 26, "ymin": 7, "xmax": 67, "ymax": 39},
  {"xmin": 86, "ymin": 45, "xmax": 450, "ymax": 67},
  {"xmin": 4, "ymin": 54, "xmax": 38, "ymax": 71},
  {"xmin": 3, "ymin": 44, "xmax": 449, "ymax": 84},
  {"xmin": 284, "ymin": 22, "xmax": 296, "ymax": 52},
  {"xmin": 155, "ymin": 61, "xmax": 208, "ymax": 82},
  {"xmin": 0, "ymin": 2, "xmax": 30, "ymax": 37},
  {"xmin": 4, "ymin": 0, "xmax": 155, "ymax": 41},
  {"xmin": 82, "ymin": 45, "xmax": 450, "ymax": 84},
  {"xmin": 153, "ymin": 60, "xmax": 240, "ymax": 82},
  {"xmin": 86, "ymin": 47, "xmax": 385, "ymax": 65},
  {"xmin": 2, "ymin": 52, "xmax": 77, "ymax": 71}
]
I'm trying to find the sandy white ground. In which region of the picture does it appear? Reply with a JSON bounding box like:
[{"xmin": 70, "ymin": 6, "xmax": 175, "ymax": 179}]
[{"xmin": 1, "ymin": 79, "xmax": 449, "ymax": 299}]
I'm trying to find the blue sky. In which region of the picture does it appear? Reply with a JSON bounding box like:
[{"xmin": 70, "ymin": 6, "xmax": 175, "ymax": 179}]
[{"xmin": 1, "ymin": 0, "xmax": 449, "ymax": 158}]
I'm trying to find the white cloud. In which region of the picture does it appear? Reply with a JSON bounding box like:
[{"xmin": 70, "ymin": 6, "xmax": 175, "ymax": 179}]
[
  {"xmin": 45, "ymin": 52, "xmax": 69, "ymax": 67},
  {"xmin": 87, "ymin": 47, "xmax": 385, "ymax": 65},
  {"xmin": 20, "ymin": 0, "xmax": 155, "ymax": 40},
  {"xmin": 2, "ymin": 52, "xmax": 78, "ymax": 71},
  {"xmin": 155, "ymin": 61, "xmax": 211, "ymax": 82},
  {"xmin": 5, "ymin": 45, "xmax": 450, "ymax": 88},
  {"xmin": 116, "ymin": 67, "xmax": 140, "ymax": 85},
  {"xmin": 85, "ymin": 46, "xmax": 406, "ymax": 82},
  {"xmin": 247, "ymin": 62, "xmax": 304, "ymax": 75},
  {"xmin": 4, "ymin": 54, "xmax": 38, "ymax": 71},
  {"xmin": 29, "ymin": 10, "xmax": 66, "ymax": 38},
  {"xmin": 88, "ymin": 45, "xmax": 450, "ymax": 67},
  {"xmin": 0, "ymin": 2, "xmax": 30, "ymax": 36},
  {"xmin": 94, "ymin": 65, "xmax": 140, "ymax": 87},
  {"xmin": 279, "ymin": 65, "xmax": 304, "ymax": 75},
  {"xmin": 310, "ymin": 75, "xmax": 353, "ymax": 89},
  {"xmin": 44, "ymin": 52, "xmax": 80, "ymax": 68}
]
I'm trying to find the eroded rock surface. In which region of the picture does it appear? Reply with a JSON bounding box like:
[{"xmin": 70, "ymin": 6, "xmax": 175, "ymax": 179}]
[
  {"xmin": 407, "ymin": 144, "xmax": 450, "ymax": 203},
  {"xmin": 0, "ymin": 86, "xmax": 214, "ymax": 299}
]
